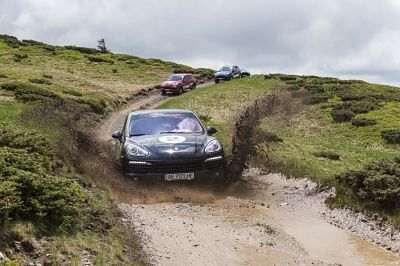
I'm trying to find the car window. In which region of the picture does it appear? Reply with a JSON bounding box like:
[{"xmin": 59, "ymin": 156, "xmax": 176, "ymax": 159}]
[
  {"xmin": 169, "ymin": 75, "xmax": 183, "ymax": 81},
  {"xmin": 219, "ymin": 66, "xmax": 232, "ymax": 72},
  {"xmin": 129, "ymin": 112, "xmax": 204, "ymax": 136}
]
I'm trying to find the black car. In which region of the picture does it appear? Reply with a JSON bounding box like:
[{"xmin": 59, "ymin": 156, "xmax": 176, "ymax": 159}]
[{"xmin": 112, "ymin": 109, "xmax": 225, "ymax": 181}]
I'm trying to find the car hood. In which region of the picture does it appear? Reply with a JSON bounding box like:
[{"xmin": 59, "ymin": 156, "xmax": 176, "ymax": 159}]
[
  {"xmin": 127, "ymin": 134, "xmax": 209, "ymax": 159},
  {"xmin": 215, "ymin": 71, "xmax": 231, "ymax": 77},
  {"xmin": 161, "ymin": 80, "xmax": 181, "ymax": 87}
]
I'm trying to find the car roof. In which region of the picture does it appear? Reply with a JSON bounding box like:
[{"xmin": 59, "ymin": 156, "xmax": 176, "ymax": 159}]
[
  {"xmin": 129, "ymin": 109, "xmax": 195, "ymax": 116},
  {"xmin": 170, "ymin": 73, "xmax": 192, "ymax": 76}
]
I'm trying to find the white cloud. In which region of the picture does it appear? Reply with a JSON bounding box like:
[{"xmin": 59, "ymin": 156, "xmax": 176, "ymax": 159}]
[{"xmin": 1, "ymin": 0, "xmax": 400, "ymax": 85}]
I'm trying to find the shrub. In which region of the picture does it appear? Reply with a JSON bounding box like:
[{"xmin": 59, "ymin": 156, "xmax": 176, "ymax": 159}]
[
  {"xmin": 337, "ymin": 158, "xmax": 400, "ymax": 209},
  {"xmin": 303, "ymin": 94, "xmax": 329, "ymax": 105},
  {"xmin": 87, "ymin": 56, "xmax": 114, "ymax": 64},
  {"xmin": 0, "ymin": 74, "xmax": 7, "ymax": 79},
  {"xmin": 62, "ymin": 89, "xmax": 83, "ymax": 97},
  {"xmin": 381, "ymin": 129, "xmax": 400, "ymax": 144},
  {"xmin": 0, "ymin": 124, "xmax": 86, "ymax": 230},
  {"xmin": 13, "ymin": 53, "xmax": 28, "ymax": 62},
  {"xmin": 304, "ymin": 85, "xmax": 324, "ymax": 94},
  {"xmin": 76, "ymin": 96, "xmax": 108, "ymax": 114},
  {"xmin": 341, "ymin": 94, "xmax": 365, "ymax": 101},
  {"xmin": 331, "ymin": 109, "xmax": 355, "ymax": 122},
  {"xmin": 22, "ymin": 39, "xmax": 46, "ymax": 46},
  {"xmin": 351, "ymin": 118, "xmax": 377, "ymax": 127},
  {"xmin": 64, "ymin": 45, "xmax": 99, "ymax": 54},
  {"xmin": 337, "ymin": 98, "xmax": 379, "ymax": 114},
  {"xmin": 279, "ymin": 75, "xmax": 297, "ymax": 81},
  {"xmin": 29, "ymin": 78, "xmax": 52, "ymax": 85},
  {"xmin": 1, "ymin": 82, "xmax": 60, "ymax": 102},
  {"xmin": 42, "ymin": 74, "xmax": 53, "ymax": 79},
  {"xmin": 0, "ymin": 34, "xmax": 21, "ymax": 48},
  {"xmin": 0, "ymin": 123, "xmax": 52, "ymax": 156},
  {"xmin": 313, "ymin": 151, "xmax": 340, "ymax": 160}
]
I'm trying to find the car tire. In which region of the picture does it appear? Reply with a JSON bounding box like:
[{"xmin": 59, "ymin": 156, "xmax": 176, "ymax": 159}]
[
  {"xmin": 191, "ymin": 83, "xmax": 197, "ymax": 90},
  {"xmin": 161, "ymin": 90, "xmax": 166, "ymax": 96},
  {"xmin": 215, "ymin": 79, "xmax": 220, "ymax": 84}
]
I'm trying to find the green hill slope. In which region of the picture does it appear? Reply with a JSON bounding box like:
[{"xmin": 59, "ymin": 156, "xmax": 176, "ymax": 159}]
[{"xmin": 160, "ymin": 74, "xmax": 400, "ymax": 224}]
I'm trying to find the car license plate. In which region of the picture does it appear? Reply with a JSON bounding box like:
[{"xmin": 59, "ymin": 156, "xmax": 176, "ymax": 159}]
[{"xmin": 165, "ymin": 173, "xmax": 195, "ymax": 181}]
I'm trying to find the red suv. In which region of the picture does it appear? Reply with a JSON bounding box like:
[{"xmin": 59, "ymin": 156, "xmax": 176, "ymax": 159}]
[{"xmin": 160, "ymin": 74, "xmax": 197, "ymax": 95}]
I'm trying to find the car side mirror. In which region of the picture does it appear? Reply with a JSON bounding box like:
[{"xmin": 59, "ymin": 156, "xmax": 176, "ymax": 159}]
[
  {"xmin": 112, "ymin": 131, "xmax": 122, "ymax": 140},
  {"xmin": 207, "ymin": 126, "xmax": 218, "ymax": 135}
]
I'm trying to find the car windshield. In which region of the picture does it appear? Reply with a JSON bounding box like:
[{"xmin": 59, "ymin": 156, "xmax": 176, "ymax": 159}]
[
  {"xmin": 219, "ymin": 66, "xmax": 231, "ymax": 72},
  {"xmin": 168, "ymin": 75, "xmax": 183, "ymax": 81},
  {"xmin": 129, "ymin": 112, "xmax": 204, "ymax": 136}
]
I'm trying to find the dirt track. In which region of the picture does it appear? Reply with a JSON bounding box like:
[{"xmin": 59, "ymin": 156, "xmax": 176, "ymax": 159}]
[{"xmin": 86, "ymin": 92, "xmax": 400, "ymax": 266}]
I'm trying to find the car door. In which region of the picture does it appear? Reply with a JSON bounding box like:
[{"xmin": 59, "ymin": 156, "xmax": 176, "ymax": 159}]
[
  {"xmin": 114, "ymin": 116, "xmax": 128, "ymax": 161},
  {"xmin": 183, "ymin": 75, "xmax": 190, "ymax": 90}
]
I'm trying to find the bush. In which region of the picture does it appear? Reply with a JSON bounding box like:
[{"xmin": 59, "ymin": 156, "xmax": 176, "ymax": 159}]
[
  {"xmin": 341, "ymin": 94, "xmax": 365, "ymax": 101},
  {"xmin": 337, "ymin": 158, "xmax": 400, "ymax": 209},
  {"xmin": 381, "ymin": 129, "xmax": 400, "ymax": 144},
  {"xmin": 0, "ymin": 34, "xmax": 21, "ymax": 48},
  {"xmin": 279, "ymin": 75, "xmax": 297, "ymax": 81},
  {"xmin": 336, "ymin": 98, "xmax": 379, "ymax": 114},
  {"xmin": 13, "ymin": 53, "xmax": 28, "ymax": 62},
  {"xmin": 42, "ymin": 74, "xmax": 53, "ymax": 79},
  {"xmin": 0, "ymin": 74, "xmax": 7, "ymax": 79},
  {"xmin": 1, "ymin": 82, "xmax": 60, "ymax": 102},
  {"xmin": 87, "ymin": 56, "xmax": 114, "ymax": 64},
  {"xmin": 351, "ymin": 118, "xmax": 377, "ymax": 127},
  {"xmin": 331, "ymin": 109, "xmax": 355, "ymax": 122},
  {"xmin": 64, "ymin": 45, "xmax": 99, "ymax": 54},
  {"xmin": 62, "ymin": 89, "xmax": 82, "ymax": 97},
  {"xmin": 29, "ymin": 78, "xmax": 52, "ymax": 85},
  {"xmin": 313, "ymin": 151, "xmax": 340, "ymax": 160},
  {"xmin": 303, "ymin": 94, "xmax": 329, "ymax": 105},
  {"xmin": 304, "ymin": 85, "xmax": 324, "ymax": 94},
  {"xmin": 0, "ymin": 124, "xmax": 86, "ymax": 230},
  {"xmin": 76, "ymin": 96, "xmax": 108, "ymax": 114}
]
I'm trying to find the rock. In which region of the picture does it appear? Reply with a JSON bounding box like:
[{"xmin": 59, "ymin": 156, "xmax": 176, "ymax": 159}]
[{"xmin": 0, "ymin": 251, "xmax": 5, "ymax": 262}]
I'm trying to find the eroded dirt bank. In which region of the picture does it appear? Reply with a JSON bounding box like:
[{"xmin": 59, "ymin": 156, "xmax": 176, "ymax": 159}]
[{"xmin": 82, "ymin": 92, "xmax": 400, "ymax": 266}]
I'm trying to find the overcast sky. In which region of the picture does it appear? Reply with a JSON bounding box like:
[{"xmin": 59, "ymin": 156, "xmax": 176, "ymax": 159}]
[{"xmin": 1, "ymin": 0, "xmax": 400, "ymax": 85}]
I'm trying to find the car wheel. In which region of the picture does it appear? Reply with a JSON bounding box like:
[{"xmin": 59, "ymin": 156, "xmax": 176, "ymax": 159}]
[
  {"xmin": 161, "ymin": 90, "xmax": 166, "ymax": 96},
  {"xmin": 177, "ymin": 87, "xmax": 184, "ymax": 95},
  {"xmin": 191, "ymin": 83, "xmax": 197, "ymax": 90}
]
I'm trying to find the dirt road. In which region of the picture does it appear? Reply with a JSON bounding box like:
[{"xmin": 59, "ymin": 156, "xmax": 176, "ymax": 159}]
[{"xmin": 87, "ymin": 92, "xmax": 400, "ymax": 266}]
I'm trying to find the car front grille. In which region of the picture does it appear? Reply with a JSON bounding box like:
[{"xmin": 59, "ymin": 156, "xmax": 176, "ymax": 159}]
[{"xmin": 128, "ymin": 160, "xmax": 222, "ymax": 174}]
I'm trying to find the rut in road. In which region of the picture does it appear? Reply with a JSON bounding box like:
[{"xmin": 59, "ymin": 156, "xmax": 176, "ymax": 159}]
[{"xmin": 80, "ymin": 92, "xmax": 400, "ymax": 266}]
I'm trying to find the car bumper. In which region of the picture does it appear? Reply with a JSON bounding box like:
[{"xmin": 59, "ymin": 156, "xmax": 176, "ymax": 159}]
[
  {"xmin": 160, "ymin": 86, "xmax": 179, "ymax": 93},
  {"xmin": 214, "ymin": 76, "xmax": 232, "ymax": 81},
  {"xmin": 123, "ymin": 156, "xmax": 225, "ymax": 180}
]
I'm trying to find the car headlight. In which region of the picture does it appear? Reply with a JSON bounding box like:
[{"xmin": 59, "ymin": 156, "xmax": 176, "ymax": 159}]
[
  {"xmin": 125, "ymin": 143, "xmax": 150, "ymax": 157},
  {"xmin": 205, "ymin": 140, "xmax": 222, "ymax": 154}
]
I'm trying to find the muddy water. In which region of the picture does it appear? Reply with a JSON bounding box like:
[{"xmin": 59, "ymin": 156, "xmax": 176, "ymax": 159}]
[{"xmin": 86, "ymin": 94, "xmax": 400, "ymax": 266}]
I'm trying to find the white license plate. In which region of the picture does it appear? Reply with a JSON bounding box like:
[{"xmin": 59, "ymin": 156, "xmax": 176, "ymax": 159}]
[{"xmin": 165, "ymin": 173, "xmax": 195, "ymax": 181}]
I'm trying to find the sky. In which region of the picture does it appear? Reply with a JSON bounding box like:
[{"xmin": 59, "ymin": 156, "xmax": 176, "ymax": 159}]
[{"xmin": 1, "ymin": 0, "xmax": 400, "ymax": 85}]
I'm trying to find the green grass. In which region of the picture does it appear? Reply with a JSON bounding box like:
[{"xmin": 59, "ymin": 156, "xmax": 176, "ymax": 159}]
[{"xmin": 159, "ymin": 76, "xmax": 282, "ymax": 154}]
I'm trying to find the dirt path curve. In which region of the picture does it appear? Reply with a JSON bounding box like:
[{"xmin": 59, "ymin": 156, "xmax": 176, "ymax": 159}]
[{"xmin": 89, "ymin": 90, "xmax": 400, "ymax": 266}]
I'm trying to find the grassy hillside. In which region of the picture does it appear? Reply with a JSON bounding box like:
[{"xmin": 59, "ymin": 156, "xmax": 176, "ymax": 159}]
[
  {"xmin": 160, "ymin": 74, "xmax": 400, "ymax": 224},
  {"xmin": 0, "ymin": 34, "xmax": 211, "ymax": 265}
]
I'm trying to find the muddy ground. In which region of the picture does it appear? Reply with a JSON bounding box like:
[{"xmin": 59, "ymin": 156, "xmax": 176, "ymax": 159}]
[{"xmin": 82, "ymin": 93, "xmax": 400, "ymax": 266}]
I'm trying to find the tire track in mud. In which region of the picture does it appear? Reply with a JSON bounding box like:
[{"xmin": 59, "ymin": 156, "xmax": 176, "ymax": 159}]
[{"xmin": 80, "ymin": 88, "xmax": 400, "ymax": 266}]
